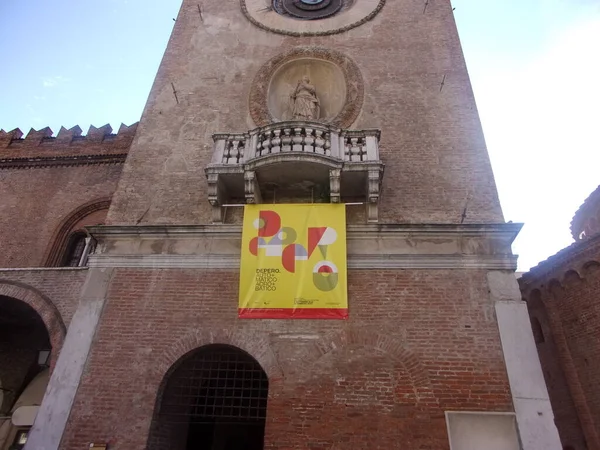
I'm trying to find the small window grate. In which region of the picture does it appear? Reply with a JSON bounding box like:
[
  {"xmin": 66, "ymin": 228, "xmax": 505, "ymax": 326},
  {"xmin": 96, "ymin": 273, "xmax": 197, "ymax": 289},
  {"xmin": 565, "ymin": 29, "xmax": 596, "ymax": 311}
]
[{"xmin": 159, "ymin": 346, "xmax": 269, "ymax": 424}]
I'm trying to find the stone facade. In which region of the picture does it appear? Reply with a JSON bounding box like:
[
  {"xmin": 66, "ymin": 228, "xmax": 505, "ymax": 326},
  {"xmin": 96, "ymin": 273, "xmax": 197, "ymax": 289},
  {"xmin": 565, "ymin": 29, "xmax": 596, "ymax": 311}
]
[
  {"xmin": 521, "ymin": 185, "xmax": 600, "ymax": 450},
  {"xmin": 0, "ymin": 1, "xmax": 565, "ymax": 450}
]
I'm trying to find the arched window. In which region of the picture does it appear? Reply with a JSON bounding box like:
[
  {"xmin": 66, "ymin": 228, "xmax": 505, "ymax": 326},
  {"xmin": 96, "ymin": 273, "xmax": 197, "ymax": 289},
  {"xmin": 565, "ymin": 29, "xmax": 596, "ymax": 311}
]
[
  {"xmin": 148, "ymin": 345, "xmax": 269, "ymax": 450},
  {"xmin": 61, "ymin": 232, "xmax": 88, "ymax": 267},
  {"xmin": 43, "ymin": 199, "xmax": 109, "ymax": 267},
  {"xmin": 531, "ymin": 317, "xmax": 545, "ymax": 344}
]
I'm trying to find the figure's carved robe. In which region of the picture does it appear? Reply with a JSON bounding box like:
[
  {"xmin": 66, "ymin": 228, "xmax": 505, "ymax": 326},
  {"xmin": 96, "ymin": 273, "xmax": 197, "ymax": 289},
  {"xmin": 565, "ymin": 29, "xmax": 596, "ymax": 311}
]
[{"xmin": 292, "ymin": 82, "xmax": 320, "ymax": 120}]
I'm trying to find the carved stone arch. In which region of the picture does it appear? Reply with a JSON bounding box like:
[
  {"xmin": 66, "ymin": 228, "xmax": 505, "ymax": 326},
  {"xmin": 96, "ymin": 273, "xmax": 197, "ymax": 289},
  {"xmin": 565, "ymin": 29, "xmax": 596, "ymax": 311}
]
[
  {"xmin": 42, "ymin": 197, "xmax": 111, "ymax": 267},
  {"xmin": 0, "ymin": 281, "xmax": 66, "ymax": 370},
  {"xmin": 155, "ymin": 329, "xmax": 282, "ymax": 381}
]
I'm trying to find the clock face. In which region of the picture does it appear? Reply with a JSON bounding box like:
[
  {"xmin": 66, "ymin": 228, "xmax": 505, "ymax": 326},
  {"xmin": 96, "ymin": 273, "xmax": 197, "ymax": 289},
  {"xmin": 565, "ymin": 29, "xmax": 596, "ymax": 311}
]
[{"xmin": 273, "ymin": 0, "xmax": 344, "ymax": 19}]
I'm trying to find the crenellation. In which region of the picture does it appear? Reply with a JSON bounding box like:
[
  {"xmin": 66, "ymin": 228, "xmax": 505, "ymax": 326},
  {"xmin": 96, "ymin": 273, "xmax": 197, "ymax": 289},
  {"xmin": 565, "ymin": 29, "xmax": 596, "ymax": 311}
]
[
  {"xmin": 86, "ymin": 124, "xmax": 113, "ymax": 142},
  {"xmin": 24, "ymin": 126, "xmax": 53, "ymax": 144},
  {"xmin": 56, "ymin": 125, "xmax": 83, "ymax": 143},
  {"xmin": 0, "ymin": 128, "xmax": 23, "ymax": 148},
  {"xmin": 114, "ymin": 122, "xmax": 138, "ymax": 142},
  {"xmin": 0, "ymin": 122, "xmax": 138, "ymax": 152}
]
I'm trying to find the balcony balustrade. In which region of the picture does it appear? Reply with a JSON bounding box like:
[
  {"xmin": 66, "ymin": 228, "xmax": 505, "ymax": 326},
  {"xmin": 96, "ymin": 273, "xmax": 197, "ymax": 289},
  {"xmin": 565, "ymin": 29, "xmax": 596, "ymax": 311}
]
[{"xmin": 205, "ymin": 121, "xmax": 384, "ymax": 222}]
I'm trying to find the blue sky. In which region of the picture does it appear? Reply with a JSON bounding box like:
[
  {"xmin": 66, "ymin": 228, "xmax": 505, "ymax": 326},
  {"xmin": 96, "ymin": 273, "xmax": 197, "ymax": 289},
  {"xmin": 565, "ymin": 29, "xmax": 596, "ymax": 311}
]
[{"xmin": 1, "ymin": 0, "xmax": 598, "ymax": 271}]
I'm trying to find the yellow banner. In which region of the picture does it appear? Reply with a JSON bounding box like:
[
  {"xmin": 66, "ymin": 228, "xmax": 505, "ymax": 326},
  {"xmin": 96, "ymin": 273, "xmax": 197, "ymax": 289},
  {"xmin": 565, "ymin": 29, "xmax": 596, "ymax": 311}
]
[{"xmin": 239, "ymin": 204, "xmax": 348, "ymax": 319}]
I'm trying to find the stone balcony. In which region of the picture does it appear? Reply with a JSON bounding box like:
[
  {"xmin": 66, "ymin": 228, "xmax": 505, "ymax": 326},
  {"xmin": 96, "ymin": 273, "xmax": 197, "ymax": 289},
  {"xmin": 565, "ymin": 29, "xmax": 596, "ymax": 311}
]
[{"xmin": 205, "ymin": 121, "xmax": 384, "ymax": 223}]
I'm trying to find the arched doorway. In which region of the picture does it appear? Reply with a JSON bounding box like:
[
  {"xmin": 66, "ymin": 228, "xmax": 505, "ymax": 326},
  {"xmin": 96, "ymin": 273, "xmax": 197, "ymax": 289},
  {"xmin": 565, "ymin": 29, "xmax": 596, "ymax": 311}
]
[
  {"xmin": 148, "ymin": 345, "xmax": 269, "ymax": 450},
  {"xmin": 0, "ymin": 296, "xmax": 52, "ymax": 450}
]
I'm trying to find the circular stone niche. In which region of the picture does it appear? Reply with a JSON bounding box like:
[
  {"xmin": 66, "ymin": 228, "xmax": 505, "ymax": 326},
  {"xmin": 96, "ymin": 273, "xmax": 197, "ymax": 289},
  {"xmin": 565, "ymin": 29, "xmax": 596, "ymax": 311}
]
[{"xmin": 268, "ymin": 58, "xmax": 347, "ymax": 123}]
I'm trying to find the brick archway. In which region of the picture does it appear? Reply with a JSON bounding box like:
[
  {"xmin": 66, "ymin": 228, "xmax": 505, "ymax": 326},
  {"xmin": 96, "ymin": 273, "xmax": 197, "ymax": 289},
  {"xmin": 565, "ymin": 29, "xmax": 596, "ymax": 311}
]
[
  {"xmin": 0, "ymin": 281, "xmax": 66, "ymax": 370},
  {"xmin": 155, "ymin": 329, "xmax": 282, "ymax": 381}
]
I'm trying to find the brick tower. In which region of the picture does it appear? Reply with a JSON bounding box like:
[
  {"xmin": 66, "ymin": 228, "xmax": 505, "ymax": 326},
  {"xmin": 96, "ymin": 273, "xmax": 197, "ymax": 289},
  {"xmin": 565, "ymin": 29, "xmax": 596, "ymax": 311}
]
[{"xmin": 5, "ymin": 1, "xmax": 561, "ymax": 449}]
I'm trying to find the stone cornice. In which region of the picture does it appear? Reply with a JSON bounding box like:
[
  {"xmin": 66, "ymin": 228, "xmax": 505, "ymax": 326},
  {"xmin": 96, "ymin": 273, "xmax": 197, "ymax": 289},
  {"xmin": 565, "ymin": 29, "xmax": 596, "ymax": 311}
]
[
  {"xmin": 0, "ymin": 153, "xmax": 127, "ymax": 169},
  {"xmin": 87, "ymin": 223, "xmax": 521, "ymax": 270},
  {"xmin": 88, "ymin": 223, "xmax": 521, "ymax": 240}
]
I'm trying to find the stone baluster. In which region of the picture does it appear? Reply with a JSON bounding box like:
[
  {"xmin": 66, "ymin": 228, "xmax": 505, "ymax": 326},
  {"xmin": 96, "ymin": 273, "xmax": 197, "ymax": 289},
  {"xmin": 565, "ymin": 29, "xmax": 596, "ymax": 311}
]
[
  {"xmin": 227, "ymin": 140, "xmax": 240, "ymax": 164},
  {"xmin": 271, "ymin": 129, "xmax": 282, "ymax": 153},
  {"xmin": 343, "ymin": 136, "xmax": 351, "ymax": 161},
  {"xmin": 238, "ymin": 141, "xmax": 245, "ymax": 162},
  {"xmin": 350, "ymin": 138, "xmax": 361, "ymax": 162},
  {"xmin": 314, "ymin": 129, "xmax": 325, "ymax": 155},
  {"xmin": 324, "ymin": 134, "xmax": 331, "ymax": 156},
  {"xmin": 281, "ymin": 128, "xmax": 292, "ymax": 152},
  {"xmin": 292, "ymin": 127, "xmax": 303, "ymax": 152},
  {"xmin": 223, "ymin": 140, "xmax": 231, "ymax": 164},
  {"xmin": 304, "ymin": 127, "xmax": 315, "ymax": 152},
  {"xmin": 261, "ymin": 131, "xmax": 272, "ymax": 156},
  {"xmin": 358, "ymin": 137, "xmax": 366, "ymax": 161}
]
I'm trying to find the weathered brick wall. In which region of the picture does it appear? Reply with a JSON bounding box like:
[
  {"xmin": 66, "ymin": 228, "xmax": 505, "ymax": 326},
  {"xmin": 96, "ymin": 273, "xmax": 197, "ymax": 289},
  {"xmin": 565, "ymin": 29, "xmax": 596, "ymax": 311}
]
[
  {"xmin": 521, "ymin": 236, "xmax": 600, "ymax": 449},
  {"xmin": 527, "ymin": 297, "xmax": 587, "ymax": 450},
  {"xmin": 0, "ymin": 125, "xmax": 134, "ymax": 268},
  {"xmin": 60, "ymin": 268, "xmax": 512, "ymax": 450},
  {"xmin": 107, "ymin": 0, "xmax": 504, "ymax": 226}
]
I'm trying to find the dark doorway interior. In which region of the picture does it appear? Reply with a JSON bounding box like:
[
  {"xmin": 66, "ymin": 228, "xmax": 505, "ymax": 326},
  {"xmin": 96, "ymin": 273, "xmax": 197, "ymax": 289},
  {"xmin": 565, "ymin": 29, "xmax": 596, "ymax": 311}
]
[{"xmin": 148, "ymin": 345, "xmax": 269, "ymax": 450}]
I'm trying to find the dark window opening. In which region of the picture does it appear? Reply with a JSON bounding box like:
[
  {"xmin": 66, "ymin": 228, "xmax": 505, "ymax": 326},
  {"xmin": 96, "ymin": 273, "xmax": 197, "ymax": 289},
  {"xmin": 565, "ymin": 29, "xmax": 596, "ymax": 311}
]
[
  {"xmin": 62, "ymin": 232, "xmax": 87, "ymax": 267},
  {"xmin": 148, "ymin": 345, "xmax": 269, "ymax": 450},
  {"xmin": 531, "ymin": 317, "xmax": 545, "ymax": 344}
]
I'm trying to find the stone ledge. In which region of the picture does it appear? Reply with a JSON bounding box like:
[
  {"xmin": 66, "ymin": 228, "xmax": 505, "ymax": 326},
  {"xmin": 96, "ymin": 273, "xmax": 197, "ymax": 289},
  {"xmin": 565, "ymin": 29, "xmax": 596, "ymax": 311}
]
[
  {"xmin": 88, "ymin": 253, "xmax": 517, "ymax": 270},
  {"xmin": 87, "ymin": 222, "xmax": 521, "ymax": 270}
]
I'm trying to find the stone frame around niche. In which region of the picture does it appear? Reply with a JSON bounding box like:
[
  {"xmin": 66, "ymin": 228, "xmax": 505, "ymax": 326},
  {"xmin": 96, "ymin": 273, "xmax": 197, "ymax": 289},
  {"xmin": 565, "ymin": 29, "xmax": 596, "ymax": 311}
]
[
  {"xmin": 249, "ymin": 47, "xmax": 365, "ymax": 129},
  {"xmin": 241, "ymin": 0, "xmax": 386, "ymax": 36}
]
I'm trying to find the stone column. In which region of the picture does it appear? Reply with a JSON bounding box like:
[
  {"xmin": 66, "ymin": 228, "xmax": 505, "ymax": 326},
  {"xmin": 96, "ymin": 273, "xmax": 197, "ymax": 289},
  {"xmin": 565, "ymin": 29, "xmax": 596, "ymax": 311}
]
[
  {"xmin": 25, "ymin": 268, "xmax": 114, "ymax": 450},
  {"xmin": 488, "ymin": 271, "xmax": 562, "ymax": 450}
]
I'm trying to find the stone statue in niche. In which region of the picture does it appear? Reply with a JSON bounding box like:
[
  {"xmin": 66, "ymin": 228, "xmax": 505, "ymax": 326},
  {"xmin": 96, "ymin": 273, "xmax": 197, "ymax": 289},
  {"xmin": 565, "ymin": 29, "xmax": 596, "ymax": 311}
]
[{"xmin": 290, "ymin": 76, "xmax": 320, "ymax": 120}]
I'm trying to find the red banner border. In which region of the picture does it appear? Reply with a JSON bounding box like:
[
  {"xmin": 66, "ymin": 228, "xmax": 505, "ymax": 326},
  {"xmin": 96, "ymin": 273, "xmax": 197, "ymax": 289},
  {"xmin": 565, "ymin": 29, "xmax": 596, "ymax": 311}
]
[{"xmin": 239, "ymin": 308, "xmax": 348, "ymax": 320}]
